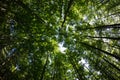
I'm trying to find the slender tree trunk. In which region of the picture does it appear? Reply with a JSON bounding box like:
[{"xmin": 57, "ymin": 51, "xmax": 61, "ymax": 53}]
[
  {"xmin": 40, "ymin": 55, "xmax": 48, "ymax": 80},
  {"xmin": 88, "ymin": 57, "xmax": 116, "ymax": 80},
  {"xmin": 77, "ymin": 23, "xmax": 120, "ymax": 30},
  {"xmin": 68, "ymin": 55, "xmax": 84, "ymax": 80},
  {"xmin": 80, "ymin": 42, "xmax": 120, "ymax": 61},
  {"xmin": 61, "ymin": 0, "xmax": 74, "ymax": 27},
  {"xmin": 97, "ymin": 11, "xmax": 120, "ymax": 21},
  {"xmin": 87, "ymin": 36, "xmax": 120, "ymax": 40},
  {"xmin": 83, "ymin": 65, "xmax": 98, "ymax": 80},
  {"xmin": 103, "ymin": 58, "xmax": 120, "ymax": 72},
  {"xmin": 85, "ymin": 37, "xmax": 120, "ymax": 50},
  {"xmin": 96, "ymin": 40, "xmax": 120, "ymax": 49},
  {"xmin": 103, "ymin": 69, "xmax": 116, "ymax": 80}
]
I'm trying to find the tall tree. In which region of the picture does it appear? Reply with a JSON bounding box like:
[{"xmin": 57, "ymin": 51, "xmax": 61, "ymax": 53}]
[{"xmin": 0, "ymin": 0, "xmax": 120, "ymax": 80}]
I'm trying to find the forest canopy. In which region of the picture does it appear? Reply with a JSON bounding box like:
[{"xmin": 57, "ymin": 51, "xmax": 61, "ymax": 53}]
[{"xmin": 0, "ymin": 0, "xmax": 120, "ymax": 80}]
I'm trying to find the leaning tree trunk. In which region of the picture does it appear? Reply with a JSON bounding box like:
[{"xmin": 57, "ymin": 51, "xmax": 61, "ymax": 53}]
[{"xmin": 80, "ymin": 42, "xmax": 120, "ymax": 61}]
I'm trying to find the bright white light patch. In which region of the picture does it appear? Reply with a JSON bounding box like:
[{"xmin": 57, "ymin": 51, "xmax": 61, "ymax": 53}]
[
  {"xmin": 67, "ymin": 69, "xmax": 71, "ymax": 73},
  {"xmin": 58, "ymin": 43, "xmax": 67, "ymax": 54},
  {"xmin": 97, "ymin": 71, "xmax": 101, "ymax": 75},
  {"xmin": 75, "ymin": 78, "xmax": 79, "ymax": 80},
  {"xmin": 103, "ymin": 38, "xmax": 110, "ymax": 42},
  {"xmin": 79, "ymin": 58, "xmax": 89, "ymax": 69}
]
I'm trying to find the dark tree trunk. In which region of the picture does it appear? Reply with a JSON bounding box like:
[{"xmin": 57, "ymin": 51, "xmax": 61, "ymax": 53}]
[
  {"xmin": 87, "ymin": 36, "xmax": 120, "ymax": 40},
  {"xmin": 77, "ymin": 23, "xmax": 120, "ymax": 30},
  {"xmin": 103, "ymin": 58, "xmax": 120, "ymax": 72},
  {"xmin": 68, "ymin": 54, "xmax": 85, "ymax": 80},
  {"xmin": 80, "ymin": 42, "xmax": 120, "ymax": 61},
  {"xmin": 61, "ymin": 0, "xmax": 74, "ymax": 27},
  {"xmin": 88, "ymin": 57, "xmax": 117, "ymax": 80}
]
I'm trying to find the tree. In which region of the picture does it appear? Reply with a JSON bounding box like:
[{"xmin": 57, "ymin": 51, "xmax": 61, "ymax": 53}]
[{"xmin": 0, "ymin": 0, "xmax": 120, "ymax": 80}]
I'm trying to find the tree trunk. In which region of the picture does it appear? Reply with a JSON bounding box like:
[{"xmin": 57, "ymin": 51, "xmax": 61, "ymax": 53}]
[
  {"xmin": 40, "ymin": 55, "xmax": 48, "ymax": 80},
  {"xmin": 68, "ymin": 55, "xmax": 84, "ymax": 80},
  {"xmin": 80, "ymin": 42, "xmax": 120, "ymax": 61},
  {"xmin": 61, "ymin": 0, "xmax": 74, "ymax": 27},
  {"xmin": 87, "ymin": 36, "xmax": 120, "ymax": 40},
  {"xmin": 103, "ymin": 58, "xmax": 120, "ymax": 72},
  {"xmin": 77, "ymin": 23, "xmax": 120, "ymax": 31}
]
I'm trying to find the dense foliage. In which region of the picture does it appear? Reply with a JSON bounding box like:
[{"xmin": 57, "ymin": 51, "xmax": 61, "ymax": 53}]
[{"xmin": 0, "ymin": 0, "xmax": 120, "ymax": 80}]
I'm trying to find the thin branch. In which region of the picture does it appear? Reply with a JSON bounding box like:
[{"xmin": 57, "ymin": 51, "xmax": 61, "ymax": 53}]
[{"xmin": 61, "ymin": 0, "xmax": 74, "ymax": 27}]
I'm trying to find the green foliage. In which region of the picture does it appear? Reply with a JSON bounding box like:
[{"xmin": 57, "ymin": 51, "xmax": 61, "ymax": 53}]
[{"xmin": 0, "ymin": 0, "xmax": 120, "ymax": 80}]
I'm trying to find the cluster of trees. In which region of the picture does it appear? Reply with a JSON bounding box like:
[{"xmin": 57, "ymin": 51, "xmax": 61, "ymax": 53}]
[{"xmin": 0, "ymin": 0, "xmax": 120, "ymax": 80}]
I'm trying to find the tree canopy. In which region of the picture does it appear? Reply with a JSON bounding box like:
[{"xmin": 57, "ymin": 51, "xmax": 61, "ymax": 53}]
[{"xmin": 0, "ymin": 0, "xmax": 120, "ymax": 80}]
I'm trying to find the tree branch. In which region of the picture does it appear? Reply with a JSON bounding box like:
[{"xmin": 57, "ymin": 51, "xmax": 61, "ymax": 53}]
[{"xmin": 61, "ymin": 0, "xmax": 74, "ymax": 27}]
